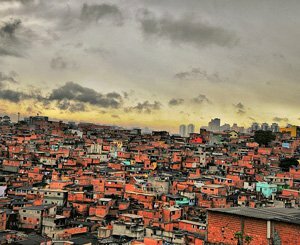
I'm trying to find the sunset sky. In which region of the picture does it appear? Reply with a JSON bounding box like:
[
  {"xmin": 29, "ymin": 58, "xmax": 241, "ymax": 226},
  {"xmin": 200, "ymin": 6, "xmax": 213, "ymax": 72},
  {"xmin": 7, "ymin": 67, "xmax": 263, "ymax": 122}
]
[{"xmin": 0, "ymin": 0, "xmax": 299, "ymax": 132}]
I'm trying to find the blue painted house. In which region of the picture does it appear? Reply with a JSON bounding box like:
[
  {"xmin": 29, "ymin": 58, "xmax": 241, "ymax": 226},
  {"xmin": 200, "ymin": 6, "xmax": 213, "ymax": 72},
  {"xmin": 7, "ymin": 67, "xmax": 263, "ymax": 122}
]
[{"xmin": 256, "ymin": 182, "xmax": 277, "ymax": 198}]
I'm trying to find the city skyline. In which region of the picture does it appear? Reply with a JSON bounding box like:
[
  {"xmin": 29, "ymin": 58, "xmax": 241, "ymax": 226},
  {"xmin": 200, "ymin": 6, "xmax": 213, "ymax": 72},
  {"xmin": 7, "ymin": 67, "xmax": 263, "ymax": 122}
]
[
  {"xmin": 1, "ymin": 1, "xmax": 300, "ymax": 244},
  {"xmin": 0, "ymin": 113, "xmax": 293, "ymax": 135},
  {"xmin": 0, "ymin": 0, "xmax": 300, "ymax": 132}
]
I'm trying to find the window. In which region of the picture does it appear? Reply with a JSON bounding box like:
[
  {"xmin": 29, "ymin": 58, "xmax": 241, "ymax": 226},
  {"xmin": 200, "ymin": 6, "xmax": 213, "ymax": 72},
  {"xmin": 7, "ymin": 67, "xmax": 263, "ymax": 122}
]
[{"xmin": 23, "ymin": 217, "xmax": 27, "ymax": 220}]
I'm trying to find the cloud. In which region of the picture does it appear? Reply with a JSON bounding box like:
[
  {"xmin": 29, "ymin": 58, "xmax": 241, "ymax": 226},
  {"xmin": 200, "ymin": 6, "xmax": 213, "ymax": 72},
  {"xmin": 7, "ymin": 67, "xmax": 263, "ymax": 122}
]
[
  {"xmin": 80, "ymin": 3, "xmax": 123, "ymax": 24},
  {"xmin": 0, "ymin": 80, "xmax": 158, "ymax": 115},
  {"xmin": 50, "ymin": 56, "xmax": 77, "ymax": 70},
  {"xmin": 237, "ymin": 109, "xmax": 246, "ymax": 115},
  {"xmin": 84, "ymin": 47, "xmax": 110, "ymax": 57},
  {"xmin": 0, "ymin": 18, "xmax": 21, "ymax": 37},
  {"xmin": 0, "ymin": 0, "xmax": 34, "ymax": 4},
  {"xmin": 0, "ymin": 18, "xmax": 23, "ymax": 57},
  {"xmin": 0, "ymin": 71, "xmax": 18, "ymax": 87},
  {"xmin": 169, "ymin": 98, "xmax": 184, "ymax": 106},
  {"xmin": 233, "ymin": 102, "xmax": 246, "ymax": 115},
  {"xmin": 125, "ymin": 101, "xmax": 161, "ymax": 114},
  {"xmin": 174, "ymin": 68, "xmax": 223, "ymax": 83},
  {"xmin": 273, "ymin": 117, "xmax": 289, "ymax": 123},
  {"xmin": 137, "ymin": 9, "xmax": 238, "ymax": 48},
  {"xmin": 48, "ymin": 81, "xmax": 123, "ymax": 109},
  {"xmin": 0, "ymin": 89, "xmax": 30, "ymax": 102},
  {"xmin": 0, "ymin": 18, "xmax": 35, "ymax": 57},
  {"xmin": 191, "ymin": 94, "xmax": 211, "ymax": 104},
  {"xmin": 56, "ymin": 99, "xmax": 86, "ymax": 113},
  {"xmin": 234, "ymin": 102, "xmax": 245, "ymax": 110}
]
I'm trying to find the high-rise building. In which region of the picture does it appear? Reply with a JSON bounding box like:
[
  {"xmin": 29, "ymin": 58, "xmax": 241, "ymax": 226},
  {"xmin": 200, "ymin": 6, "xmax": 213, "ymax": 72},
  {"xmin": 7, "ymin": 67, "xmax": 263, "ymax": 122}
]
[
  {"xmin": 220, "ymin": 123, "xmax": 230, "ymax": 132},
  {"xmin": 179, "ymin": 124, "xmax": 186, "ymax": 137},
  {"xmin": 251, "ymin": 122, "xmax": 260, "ymax": 132},
  {"xmin": 261, "ymin": 123, "xmax": 269, "ymax": 131},
  {"xmin": 187, "ymin": 124, "xmax": 195, "ymax": 136},
  {"xmin": 231, "ymin": 123, "xmax": 239, "ymax": 132},
  {"xmin": 271, "ymin": 123, "xmax": 279, "ymax": 132},
  {"xmin": 208, "ymin": 118, "xmax": 221, "ymax": 132}
]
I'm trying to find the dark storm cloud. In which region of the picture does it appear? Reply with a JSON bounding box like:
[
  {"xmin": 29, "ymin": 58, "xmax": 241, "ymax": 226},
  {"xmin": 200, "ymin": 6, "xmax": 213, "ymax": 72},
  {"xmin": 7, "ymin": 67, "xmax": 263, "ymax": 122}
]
[
  {"xmin": 0, "ymin": 18, "xmax": 21, "ymax": 37},
  {"xmin": 125, "ymin": 101, "xmax": 161, "ymax": 114},
  {"xmin": 0, "ymin": 89, "xmax": 30, "ymax": 102},
  {"xmin": 80, "ymin": 3, "xmax": 123, "ymax": 24},
  {"xmin": 273, "ymin": 117, "xmax": 289, "ymax": 123},
  {"xmin": 168, "ymin": 98, "xmax": 184, "ymax": 106},
  {"xmin": 191, "ymin": 94, "xmax": 211, "ymax": 104},
  {"xmin": 174, "ymin": 68, "xmax": 223, "ymax": 83},
  {"xmin": 0, "ymin": 18, "xmax": 35, "ymax": 57},
  {"xmin": 137, "ymin": 9, "xmax": 238, "ymax": 48},
  {"xmin": 0, "ymin": 79, "xmax": 140, "ymax": 113},
  {"xmin": 48, "ymin": 81, "xmax": 123, "ymax": 108},
  {"xmin": 0, "ymin": 76, "xmax": 45, "ymax": 103},
  {"xmin": 0, "ymin": 18, "xmax": 23, "ymax": 57}
]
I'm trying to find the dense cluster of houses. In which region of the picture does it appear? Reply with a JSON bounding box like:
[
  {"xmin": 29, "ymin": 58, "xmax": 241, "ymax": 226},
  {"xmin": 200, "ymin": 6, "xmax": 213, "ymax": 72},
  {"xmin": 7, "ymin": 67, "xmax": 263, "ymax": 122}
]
[{"xmin": 0, "ymin": 115, "xmax": 300, "ymax": 244}]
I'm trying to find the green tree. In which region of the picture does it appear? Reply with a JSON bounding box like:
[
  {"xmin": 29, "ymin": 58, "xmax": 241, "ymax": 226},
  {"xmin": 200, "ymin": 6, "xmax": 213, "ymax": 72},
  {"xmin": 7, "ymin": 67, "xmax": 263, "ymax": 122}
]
[
  {"xmin": 254, "ymin": 130, "xmax": 275, "ymax": 146},
  {"xmin": 279, "ymin": 158, "xmax": 299, "ymax": 172}
]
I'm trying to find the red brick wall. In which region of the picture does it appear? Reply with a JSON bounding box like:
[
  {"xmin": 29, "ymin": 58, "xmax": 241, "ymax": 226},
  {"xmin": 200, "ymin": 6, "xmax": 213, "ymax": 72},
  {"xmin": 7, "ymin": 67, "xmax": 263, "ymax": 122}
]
[
  {"xmin": 207, "ymin": 211, "xmax": 300, "ymax": 245},
  {"xmin": 207, "ymin": 212, "xmax": 269, "ymax": 245},
  {"xmin": 274, "ymin": 222, "xmax": 300, "ymax": 245},
  {"xmin": 243, "ymin": 218, "xmax": 267, "ymax": 245},
  {"xmin": 207, "ymin": 212, "xmax": 242, "ymax": 244}
]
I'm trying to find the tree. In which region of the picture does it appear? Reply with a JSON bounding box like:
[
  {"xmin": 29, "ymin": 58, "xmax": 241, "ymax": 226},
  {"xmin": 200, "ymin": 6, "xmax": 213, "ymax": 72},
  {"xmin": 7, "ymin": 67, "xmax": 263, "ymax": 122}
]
[
  {"xmin": 279, "ymin": 158, "xmax": 299, "ymax": 172},
  {"xmin": 254, "ymin": 130, "xmax": 275, "ymax": 146}
]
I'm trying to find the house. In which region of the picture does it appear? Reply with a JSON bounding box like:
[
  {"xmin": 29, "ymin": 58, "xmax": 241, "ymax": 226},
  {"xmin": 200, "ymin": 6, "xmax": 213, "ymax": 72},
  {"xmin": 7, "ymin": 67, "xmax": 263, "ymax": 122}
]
[{"xmin": 207, "ymin": 207, "xmax": 300, "ymax": 245}]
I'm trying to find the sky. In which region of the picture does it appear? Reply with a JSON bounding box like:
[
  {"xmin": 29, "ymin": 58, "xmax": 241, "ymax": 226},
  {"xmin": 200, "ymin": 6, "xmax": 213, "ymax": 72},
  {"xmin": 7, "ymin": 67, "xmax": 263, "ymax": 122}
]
[{"xmin": 0, "ymin": 0, "xmax": 299, "ymax": 132}]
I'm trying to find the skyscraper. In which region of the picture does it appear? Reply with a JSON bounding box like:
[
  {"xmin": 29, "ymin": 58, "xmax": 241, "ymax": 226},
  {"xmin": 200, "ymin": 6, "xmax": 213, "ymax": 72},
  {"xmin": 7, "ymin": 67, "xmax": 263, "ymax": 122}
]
[
  {"xmin": 187, "ymin": 124, "xmax": 195, "ymax": 136},
  {"xmin": 261, "ymin": 123, "xmax": 269, "ymax": 131},
  {"xmin": 179, "ymin": 124, "xmax": 186, "ymax": 137},
  {"xmin": 251, "ymin": 122, "xmax": 260, "ymax": 132},
  {"xmin": 208, "ymin": 118, "xmax": 221, "ymax": 132},
  {"xmin": 271, "ymin": 123, "xmax": 279, "ymax": 132}
]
